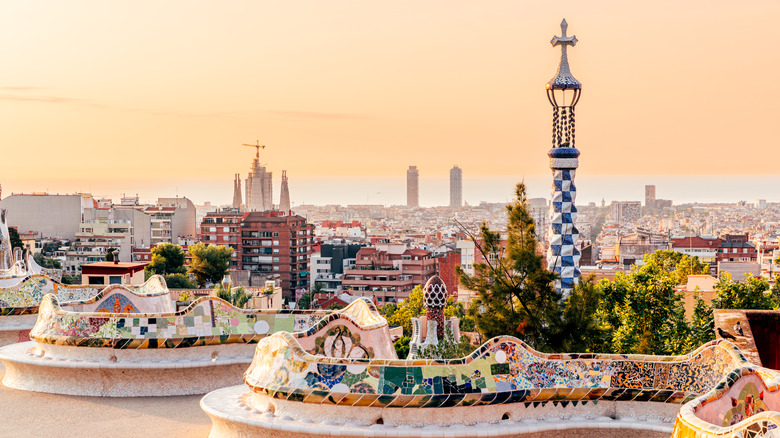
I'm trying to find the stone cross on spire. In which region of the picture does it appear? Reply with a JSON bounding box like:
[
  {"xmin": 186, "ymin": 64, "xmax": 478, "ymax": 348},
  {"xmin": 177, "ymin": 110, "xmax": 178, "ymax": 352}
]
[{"xmin": 547, "ymin": 19, "xmax": 581, "ymax": 91}]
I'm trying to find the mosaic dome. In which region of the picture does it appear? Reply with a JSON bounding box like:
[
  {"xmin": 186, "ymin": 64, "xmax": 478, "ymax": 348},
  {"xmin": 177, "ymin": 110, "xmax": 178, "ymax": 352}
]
[{"xmin": 423, "ymin": 275, "xmax": 447, "ymax": 309}]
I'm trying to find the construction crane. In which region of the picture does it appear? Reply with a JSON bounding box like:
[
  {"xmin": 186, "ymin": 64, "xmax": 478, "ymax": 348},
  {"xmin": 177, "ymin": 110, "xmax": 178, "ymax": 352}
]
[{"xmin": 242, "ymin": 140, "xmax": 266, "ymax": 159}]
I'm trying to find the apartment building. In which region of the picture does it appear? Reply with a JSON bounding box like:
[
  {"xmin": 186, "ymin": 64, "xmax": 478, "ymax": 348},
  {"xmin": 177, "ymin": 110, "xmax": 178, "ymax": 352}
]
[{"xmin": 238, "ymin": 212, "xmax": 314, "ymax": 299}]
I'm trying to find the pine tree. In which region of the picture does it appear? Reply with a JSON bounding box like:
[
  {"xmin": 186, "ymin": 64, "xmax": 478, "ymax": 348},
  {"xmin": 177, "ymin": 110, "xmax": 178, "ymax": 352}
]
[{"xmin": 458, "ymin": 183, "xmax": 562, "ymax": 351}]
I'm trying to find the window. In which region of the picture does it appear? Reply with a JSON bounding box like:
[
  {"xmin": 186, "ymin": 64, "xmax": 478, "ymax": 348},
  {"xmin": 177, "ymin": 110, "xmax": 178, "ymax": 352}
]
[
  {"xmin": 88, "ymin": 276, "xmax": 105, "ymax": 285},
  {"xmin": 109, "ymin": 276, "xmax": 122, "ymax": 285},
  {"xmin": 223, "ymin": 227, "xmax": 230, "ymax": 232},
  {"xmin": 273, "ymin": 240, "xmax": 279, "ymax": 246},
  {"xmin": 209, "ymin": 226, "xmax": 216, "ymax": 233}
]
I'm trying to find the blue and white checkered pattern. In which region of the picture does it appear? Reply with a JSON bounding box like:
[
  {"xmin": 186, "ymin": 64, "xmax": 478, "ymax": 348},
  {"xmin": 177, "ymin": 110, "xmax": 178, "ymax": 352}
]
[{"xmin": 546, "ymin": 168, "xmax": 580, "ymax": 296}]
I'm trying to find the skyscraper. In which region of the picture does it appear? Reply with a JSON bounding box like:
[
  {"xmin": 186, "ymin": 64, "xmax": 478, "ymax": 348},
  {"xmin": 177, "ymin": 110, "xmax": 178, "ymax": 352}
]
[
  {"xmin": 449, "ymin": 166, "xmax": 462, "ymax": 208},
  {"xmin": 279, "ymin": 170, "xmax": 291, "ymax": 212},
  {"xmin": 645, "ymin": 185, "xmax": 656, "ymax": 208},
  {"xmin": 407, "ymin": 166, "xmax": 419, "ymax": 207},
  {"xmin": 545, "ymin": 19, "xmax": 582, "ymax": 297}
]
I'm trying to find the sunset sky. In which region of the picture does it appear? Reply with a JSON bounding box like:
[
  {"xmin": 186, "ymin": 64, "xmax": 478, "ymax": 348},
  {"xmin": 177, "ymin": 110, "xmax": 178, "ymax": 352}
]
[{"xmin": 1, "ymin": 1, "xmax": 779, "ymax": 206}]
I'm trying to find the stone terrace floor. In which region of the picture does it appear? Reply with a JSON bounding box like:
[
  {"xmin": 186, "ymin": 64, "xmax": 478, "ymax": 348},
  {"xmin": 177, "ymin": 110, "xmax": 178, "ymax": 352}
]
[{"xmin": 0, "ymin": 363, "xmax": 211, "ymax": 437}]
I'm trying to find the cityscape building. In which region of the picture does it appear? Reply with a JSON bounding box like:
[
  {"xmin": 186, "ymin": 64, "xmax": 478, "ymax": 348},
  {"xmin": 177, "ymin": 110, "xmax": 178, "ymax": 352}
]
[
  {"xmin": 200, "ymin": 207, "xmax": 245, "ymax": 268},
  {"xmin": 0, "ymin": 193, "xmax": 94, "ymax": 240},
  {"xmin": 238, "ymin": 211, "xmax": 314, "ymax": 299},
  {"xmin": 406, "ymin": 165, "xmax": 419, "ymax": 207},
  {"xmin": 449, "ymin": 165, "xmax": 462, "ymax": 208},
  {"xmin": 232, "ymin": 174, "xmax": 243, "ymax": 210},
  {"xmin": 341, "ymin": 243, "xmax": 436, "ymax": 304},
  {"xmin": 143, "ymin": 197, "xmax": 197, "ymax": 246},
  {"xmin": 610, "ymin": 201, "xmax": 642, "ymax": 225},
  {"xmin": 245, "ymin": 144, "xmax": 273, "ymax": 212},
  {"xmin": 545, "ymin": 19, "xmax": 582, "ymax": 296},
  {"xmin": 279, "ymin": 170, "xmax": 291, "ymax": 212},
  {"xmin": 309, "ymin": 243, "xmax": 363, "ymax": 295},
  {"xmin": 65, "ymin": 219, "xmax": 132, "ymax": 276},
  {"xmin": 645, "ymin": 185, "xmax": 656, "ymax": 208}
]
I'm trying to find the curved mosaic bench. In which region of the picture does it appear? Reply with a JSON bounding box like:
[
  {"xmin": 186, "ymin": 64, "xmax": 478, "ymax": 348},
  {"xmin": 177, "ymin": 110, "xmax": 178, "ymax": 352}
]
[
  {"xmin": 202, "ymin": 337, "xmax": 756, "ymax": 438},
  {"xmin": 0, "ymin": 296, "xmax": 388, "ymax": 396},
  {"xmin": 0, "ymin": 274, "xmax": 167, "ymax": 346},
  {"xmin": 672, "ymin": 366, "xmax": 780, "ymax": 437}
]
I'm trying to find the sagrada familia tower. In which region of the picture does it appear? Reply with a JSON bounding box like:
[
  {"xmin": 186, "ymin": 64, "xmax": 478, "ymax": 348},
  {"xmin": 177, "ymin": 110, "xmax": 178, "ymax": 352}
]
[{"xmin": 545, "ymin": 19, "xmax": 582, "ymax": 297}]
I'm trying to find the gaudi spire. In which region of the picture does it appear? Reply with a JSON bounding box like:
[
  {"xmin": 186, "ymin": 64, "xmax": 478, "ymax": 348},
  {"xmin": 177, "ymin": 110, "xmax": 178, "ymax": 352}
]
[{"xmin": 545, "ymin": 19, "xmax": 582, "ymax": 297}]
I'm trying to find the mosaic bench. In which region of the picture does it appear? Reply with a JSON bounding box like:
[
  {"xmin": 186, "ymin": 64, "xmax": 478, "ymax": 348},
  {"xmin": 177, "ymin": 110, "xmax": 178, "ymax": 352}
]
[
  {"xmin": 201, "ymin": 336, "xmax": 765, "ymax": 437},
  {"xmin": 0, "ymin": 274, "xmax": 167, "ymax": 346},
  {"xmin": 672, "ymin": 366, "xmax": 780, "ymax": 437},
  {"xmin": 0, "ymin": 296, "xmax": 388, "ymax": 397}
]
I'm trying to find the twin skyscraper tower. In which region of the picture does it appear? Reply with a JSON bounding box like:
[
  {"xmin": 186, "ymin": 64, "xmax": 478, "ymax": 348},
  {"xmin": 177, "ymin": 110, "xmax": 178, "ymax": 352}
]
[{"xmin": 406, "ymin": 165, "xmax": 462, "ymax": 208}]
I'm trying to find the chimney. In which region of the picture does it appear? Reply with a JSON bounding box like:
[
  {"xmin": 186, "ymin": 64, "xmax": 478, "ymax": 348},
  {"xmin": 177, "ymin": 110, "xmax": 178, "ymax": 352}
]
[{"xmin": 113, "ymin": 258, "xmax": 119, "ymax": 265}]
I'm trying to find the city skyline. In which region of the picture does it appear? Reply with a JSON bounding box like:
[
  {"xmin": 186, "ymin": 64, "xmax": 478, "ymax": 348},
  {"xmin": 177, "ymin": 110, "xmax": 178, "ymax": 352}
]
[{"xmin": 1, "ymin": 1, "xmax": 779, "ymax": 206}]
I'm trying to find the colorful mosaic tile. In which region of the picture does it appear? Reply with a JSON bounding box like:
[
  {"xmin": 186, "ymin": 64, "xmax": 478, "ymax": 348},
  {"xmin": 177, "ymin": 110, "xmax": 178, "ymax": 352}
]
[
  {"xmin": 244, "ymin": 335, "xmax": 753, "ymax": 411},
  {"xmin": 0, "ymin": 274, "xmax": 172, "ymax": 317},
  {"xmin": 30, "ymin": 294, "xmax": 384, "ymax": 349}
]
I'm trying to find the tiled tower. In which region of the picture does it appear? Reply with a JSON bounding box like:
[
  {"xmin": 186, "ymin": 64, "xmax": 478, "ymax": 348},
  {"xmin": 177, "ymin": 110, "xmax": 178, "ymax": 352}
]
[{"xmin": 545, "ymin": 19, "xmax": 582, "ymax": 297}]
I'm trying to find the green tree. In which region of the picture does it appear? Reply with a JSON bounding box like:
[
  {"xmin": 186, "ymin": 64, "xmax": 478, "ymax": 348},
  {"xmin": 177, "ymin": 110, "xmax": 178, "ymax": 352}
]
[
  {"xmin": 297, "ymin": 292, "xmax": 313, "ymax": 309},
  {"xmin": 312, "ymin": 282, "xmax": 325, "ymax": 294},
  {"xmin": 105, "ymin": 247, "xmax": 117, "ymax": 262},
  {"xmin": 33, "ymin": 253, "xmax": 62, "ymax": 269},
  {"xmin": 458, "ymin": 183, "xmax": 563, "ymax": 351},
  {"xmin": 712, "ymin": 274, "xmax": 774, "ymax": 310},
  {"xmin": 145, "ymin": 243, "xmax": 187, "ymax": 276},
  {"xmin": 558, "ymin": 276, "xmax": 607, "ymax": 352},
  {"xmin": 8, "ymin": 227, "xmax": 23, "ymax": 249},
  {"xmin": 393, "ymin": 336, "xmax": 411, "ymax": 359},
  {"xmin": 61, "ymin": 275, "xmax": 81, "ymax": 285},
  {"xmin": 163, "ymin": 272, "xmax": 197, "ymax": 289},
  {"xmin": 382, "ymin": 285, "xmax": 425, "ymax": 337},
  {"xmin": 443, "ymin": 297, "xmax": 475, "ymax": 332},
  {"xmin": 688, "ymin": 292, "xmax": 715, "ymax": 348},
  {"xmin": 642, "ymin": 250, "xmax": 709, "ymax": 285},
  {"xmin": 214, "ymin": 282, "xmax": 251, "ymax": 308},
  {"xmin": 187, "ymin": 243, "xmax": 233, "ymax": 287},
  {"xmin": 598, "ymin": 260, "xmax": 689, "ymax": 355}
]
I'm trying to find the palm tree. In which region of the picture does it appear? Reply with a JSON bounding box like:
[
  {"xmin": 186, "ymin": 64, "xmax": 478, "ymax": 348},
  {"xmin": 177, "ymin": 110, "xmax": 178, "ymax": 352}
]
[{"xmin": 213, "ymin": 276, "xmax": 252, "ymax": 308}]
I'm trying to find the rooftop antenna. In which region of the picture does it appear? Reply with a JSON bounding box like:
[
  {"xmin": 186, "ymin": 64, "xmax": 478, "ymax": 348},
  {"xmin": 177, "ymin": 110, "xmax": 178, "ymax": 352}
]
[{"xmin": 242, "ymin": 140, "xmax": 266, "ymax": 160}]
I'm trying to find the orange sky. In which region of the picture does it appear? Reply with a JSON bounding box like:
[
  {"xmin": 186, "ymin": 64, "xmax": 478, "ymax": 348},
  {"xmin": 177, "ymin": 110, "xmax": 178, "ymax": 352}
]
[{"xmin": 1, "ymin": 1, "xmax": 779, "ymax": 202}]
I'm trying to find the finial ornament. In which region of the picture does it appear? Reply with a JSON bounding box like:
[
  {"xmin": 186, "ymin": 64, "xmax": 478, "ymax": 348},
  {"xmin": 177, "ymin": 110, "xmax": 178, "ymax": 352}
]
[{"xmin": 546, "ymin": 19, "xmax": 581, "ymax": 92}]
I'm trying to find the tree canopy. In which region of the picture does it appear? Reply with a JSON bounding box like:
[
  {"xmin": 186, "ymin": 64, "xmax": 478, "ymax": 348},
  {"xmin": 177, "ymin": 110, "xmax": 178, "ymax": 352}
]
[
  {"xmin": 597, "ymin": 250, "xmax": 719, "ymax": 355},
  {"xmin": 145, "ymin": 243, "xmax": 187, "ymax": 276},
  {"xmin": 214, "ymin": 282, "xmax": 251, "ymax": 308},
  {"xmin": 33, "ymin": 253, "xmax": 62, "ymax": 269},
  {"xmin": 187, "ymin": 243, "xmax": 233, "ymax": 287},
  {"xmin": 163, "ymin": 272, "xmax": 197, "ymax": 289},
  {"xmin": 712, "ymin": 274, "xmax": 774, "ymax": 310},
  {"xmin": 458, "ymin": 183, "xmax": 567, "ymax": 352},
  {"xmin": 105, "ymin": 247, "xmax": 118, "ymax": 262},
  {"xmin": 8, "ymin": 227, "xmax": 23, "ymax": 250},
  {"xmin": 641, "ymin": 250, "xmax": 709, "ymax": 285}
]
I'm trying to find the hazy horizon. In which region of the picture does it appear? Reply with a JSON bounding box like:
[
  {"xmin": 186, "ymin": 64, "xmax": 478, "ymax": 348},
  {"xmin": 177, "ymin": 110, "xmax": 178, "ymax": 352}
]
[{"xmin": 3, "ymin": 174, "xmax": 779, "ymax": 208}]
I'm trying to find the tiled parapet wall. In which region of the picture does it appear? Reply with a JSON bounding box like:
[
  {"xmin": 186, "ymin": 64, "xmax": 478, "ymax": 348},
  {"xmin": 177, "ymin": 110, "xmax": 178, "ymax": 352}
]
[
  {"xmin": 30, "ymin": 295, "xmax": 384, "ymax": 349},
  {"xmin": 244, "ymin": 337, "xmax": 748, "ymax": 411},
  {"xmin": 673, "ymin": 367, "xmax": 780, "ymax": 437},
  {"xmin": 0, "ymin": 275, "xmax": 167, "ymax": 316}
]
